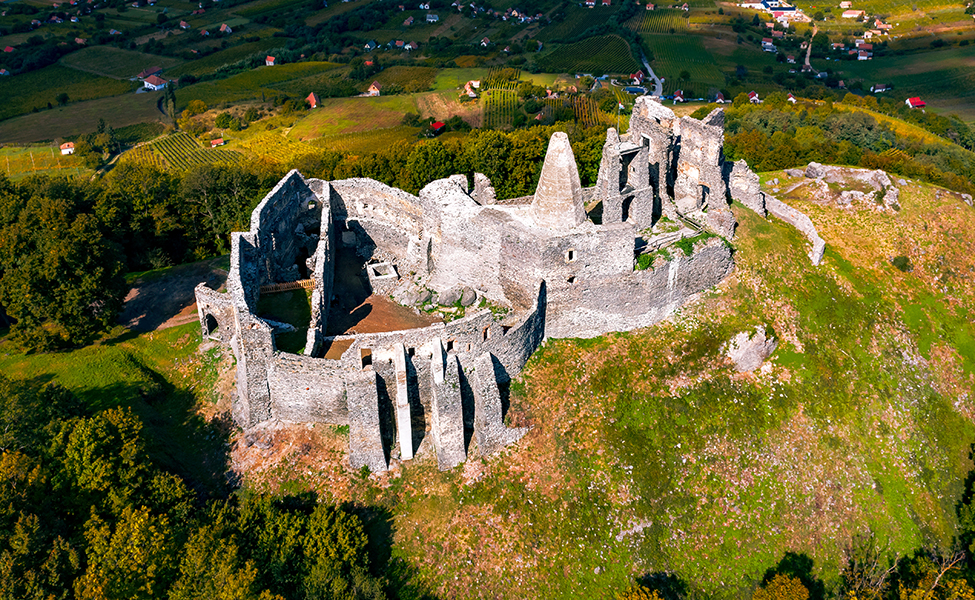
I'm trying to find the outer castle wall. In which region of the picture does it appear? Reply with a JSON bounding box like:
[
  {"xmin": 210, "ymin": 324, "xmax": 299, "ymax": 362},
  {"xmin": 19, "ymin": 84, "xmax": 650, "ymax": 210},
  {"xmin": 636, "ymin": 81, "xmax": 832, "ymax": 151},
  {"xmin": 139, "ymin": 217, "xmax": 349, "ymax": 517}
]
[{"xmin": 195, "ymin": 97, "xmax": 786, "ymax": 471}]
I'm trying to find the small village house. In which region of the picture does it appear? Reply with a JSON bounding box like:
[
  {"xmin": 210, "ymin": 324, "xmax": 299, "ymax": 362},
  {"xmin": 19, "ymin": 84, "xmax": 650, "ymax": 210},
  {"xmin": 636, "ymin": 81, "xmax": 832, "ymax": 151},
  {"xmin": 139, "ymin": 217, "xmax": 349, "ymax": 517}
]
[{"xmin": 60, "ymin": 142, "xmax": 75, "ymax": 155}]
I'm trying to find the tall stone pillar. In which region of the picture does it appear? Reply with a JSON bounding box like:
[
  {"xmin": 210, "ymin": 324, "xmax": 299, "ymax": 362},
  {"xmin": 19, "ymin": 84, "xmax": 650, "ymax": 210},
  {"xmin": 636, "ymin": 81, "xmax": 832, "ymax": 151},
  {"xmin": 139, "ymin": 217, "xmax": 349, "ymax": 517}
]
[
  {"xmin": 530, "ymin": 132, "xmax": 587, "ymax": 230},
  {"xmin": 430, "ymin": 338, "xmax": 466, "ymax": 470},
  {"xmin": 393, "ymin": 343, "xmax": 413, "ymax": 460}
]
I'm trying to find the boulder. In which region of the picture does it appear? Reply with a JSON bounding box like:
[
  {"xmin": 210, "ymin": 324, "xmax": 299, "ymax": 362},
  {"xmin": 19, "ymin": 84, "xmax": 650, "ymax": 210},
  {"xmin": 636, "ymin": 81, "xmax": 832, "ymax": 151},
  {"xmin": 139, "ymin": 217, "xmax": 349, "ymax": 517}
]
[
  {"xmin": 460, "ymin": 286, "xmax": 477, "ymax": 307},
  {"xmin": 805, "ymin": 162, "xmax": 826, "ymax": 179},
  {"xmin": 883, "ymin": 186, "xmax": 900, "ymax": 210},
  {"xmin": 417, "ymin": 289, "xmax": 432, "ymax": 304},
  {"xmin": 962, "ymin": 194, "xmax": 973, "ymax": 207},
  {"xmin": 785, "ymin": 168, "xmax": 804, "ymax": 178},
  {"xmin": 724, "ymin": 326, "xmax": 777, "ymax": 372},
  {"xmin": 439, "ymin": 288, "xmax": 461, "ymax": 306}
]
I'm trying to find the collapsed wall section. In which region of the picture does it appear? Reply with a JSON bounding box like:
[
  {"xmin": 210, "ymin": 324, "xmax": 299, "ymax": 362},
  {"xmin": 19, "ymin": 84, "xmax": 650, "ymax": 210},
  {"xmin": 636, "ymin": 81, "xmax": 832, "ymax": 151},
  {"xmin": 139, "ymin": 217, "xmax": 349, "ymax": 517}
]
[{"xmin": 305, "ymin": 181, "xmax": 335, "ymax": 356}]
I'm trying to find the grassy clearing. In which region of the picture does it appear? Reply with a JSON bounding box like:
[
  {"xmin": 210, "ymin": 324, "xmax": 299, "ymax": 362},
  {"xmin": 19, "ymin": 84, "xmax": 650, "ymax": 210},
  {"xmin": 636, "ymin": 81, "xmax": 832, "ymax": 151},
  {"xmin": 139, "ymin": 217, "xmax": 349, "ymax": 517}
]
[
  {"xmin": 0, "ymin": 321, "xmax": 232, "ymax": 494},
  {"xmin": 431, "ymin": 67, "xmax": 491, "ymax": 91},
  {"xmin": 309, "ymin": 125, "xmax": 423, "ymax": 155},
  {"xmin": 287, "ymin": 95, "xmax": 417, "ymax": 140},
  {"xmin": 0, "ymin": 144, "xmax": 92, "ymax": 180},
  {"xmin": 0, "ymin": 91, "xmax": 164, "ymax": 144},
  {"xmin": 60, "ymin": 46, "xmax": 184, "ymax": 79},
  {"xmin": 0, "ymin": 64, "xmax": 137, "ymax": 122},
  {"xmin": 538, "ymin": 34, "xmax": 641, "ymax": 75}
]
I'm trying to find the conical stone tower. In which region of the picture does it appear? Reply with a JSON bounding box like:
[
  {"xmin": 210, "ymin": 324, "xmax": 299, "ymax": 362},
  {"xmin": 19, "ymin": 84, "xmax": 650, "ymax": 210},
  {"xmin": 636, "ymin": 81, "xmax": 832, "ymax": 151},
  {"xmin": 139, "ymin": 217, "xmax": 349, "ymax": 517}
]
[{"xmin": 530, "ymin": 132, "xmax": 587, "ymax": 230}]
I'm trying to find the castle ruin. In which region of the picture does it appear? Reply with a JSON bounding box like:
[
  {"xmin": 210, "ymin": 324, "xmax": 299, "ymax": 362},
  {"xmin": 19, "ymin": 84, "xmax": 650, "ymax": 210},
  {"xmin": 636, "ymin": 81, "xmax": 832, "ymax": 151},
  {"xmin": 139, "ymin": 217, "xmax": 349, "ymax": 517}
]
[{"xmin": 196, "ymin": 97, "xmax": 769, "ymax": 473}]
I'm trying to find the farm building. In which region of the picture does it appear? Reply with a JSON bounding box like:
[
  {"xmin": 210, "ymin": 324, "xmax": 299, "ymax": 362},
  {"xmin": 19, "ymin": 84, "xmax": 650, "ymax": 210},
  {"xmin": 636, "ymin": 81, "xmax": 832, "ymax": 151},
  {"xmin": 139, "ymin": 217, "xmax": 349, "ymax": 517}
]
[
  {"xmin": 905, "ymin": 97, "xmax": 925, "ymax": 109},
  {"xmin": 673, "ymin": 90, "xmax": 685, "ymax": 103},
  {"xmin": 404, "ymin": 16, "xmax": 414, "ymax": 24},
  {"xmin": 364, "ymin": 40, "xmax": 377, "ymax": 51},
  {"xmin": 60, "ymin": 142, "xmax": 75, "ymax": 155},
  {"xmin": 430, "ymin": 121, "xmax": 445, "ymax": 135},
  {"xmin": 220, "ymin": 23, "xmax": 233, "ymax": 34},
  {"xmin": 714, "ymin": 92, "xmax": 726, "ymax": 103},
  {"xmin": 481, "ymin": 37, "xmax": 490, "ymax": 46},
  {"xmin": 787, "ymin": 93, "xmax": 796, "ymax": 103},
  {"xmin": 3, "ymin": 46, "xmax": 14, "ymax": 53},
  {"xmin": 871, "ymin": 83, "xmax": 890, "ymax": 93},
  {"xmin": 307, "ymin": 92, "xmax": 320, "ymax": 108},
  {"xmin": 367, "ymin": 81, "xmax": 382, "ymax": 96},
  {"xmin": 143, "ymin": 75, "xmax": 167, "ymax": 90},
  {"xmin": 201, "ymin": 30, "xmax": 210, "ymax": 36},
  {"xmin": 748, "ymin": 90, "xmax": 761, "ymax": 103},
  {"xmin": 211, "ymin": 138, "xmax": 225, "ymax": 148},
  {"xmin": 842, "ymin": 9, "xmax": 864, "ymax": 17},
  {"xmin": 425, "ymin": 13, "xmax": 438, "ymax": 22},
  {"xmin": 180, "ymin": 20, "xmax": 190, "ymax": 29},
  {"xmin": 137, "ymin": 66, "xmax": 162, "ymax": 79},
  {"xmin": 266, "ymin": 56, "xmax": 276, "ymax": 66},
  {"xmin": 0, "ymin": 69, "xmax": 9, "ymax": 76}
]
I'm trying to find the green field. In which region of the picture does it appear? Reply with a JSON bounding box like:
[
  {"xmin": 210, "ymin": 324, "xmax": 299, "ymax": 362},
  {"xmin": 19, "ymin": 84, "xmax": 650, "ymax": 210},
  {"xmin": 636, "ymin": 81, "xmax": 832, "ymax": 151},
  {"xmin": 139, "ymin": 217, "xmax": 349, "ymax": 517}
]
[
  {"xmin": 0, "ymin": 92, "xmax": 165, "ymax": 144},
  {"xmin": 287, "ymin": 95, "xmax": 418, "ymax": 140},
  {"xmin": 537, "ymin": 6, "xmax": 619, "ymax": 41},
  {"xmin": 371, "ymin": 66, "xmax": 439, "ymax": 94},
  {"xmin": 538, "ymin": 35, "xmax": 641, "ymax": 75},
  {"xmin": 431, "ymin": 67, "xmax": 492, "ymax": 91},
  {"xmin": 60, "ymin": 46, "xmax": 185, "ymax": 79},
  {"xmin": 0, "ymin": 64, "xmax": 137, "ymax": 122}
]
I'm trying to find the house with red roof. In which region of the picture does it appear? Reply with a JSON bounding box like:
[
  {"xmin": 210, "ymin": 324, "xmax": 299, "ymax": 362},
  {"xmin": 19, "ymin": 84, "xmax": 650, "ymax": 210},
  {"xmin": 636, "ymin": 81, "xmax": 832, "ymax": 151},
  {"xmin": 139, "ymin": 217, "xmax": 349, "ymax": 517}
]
[
  {"xmin": 60, "ymin": 142, "xmax": 75, "ymax": 155},
  {"xmin": 673, "ymin": 90, "xmax": 684, "ymax": 103},
  {"xmin": 787, "ymin": 93, "xmax": 796, "ymax": 103},
  {"xmin": 137, "ymin": 66, "xmax": 162, "ymax": 79},
  {"xmin": 3, "ymin": 46, "xmax": 14, "ymax": 53},
  {"xmin": 430, "ymin": 121, "xmax": 445, "ymax": 135},
  {"xmin": 748, "ymin": 90, "xmax": 761, "ymax": 103},
  {"xmin": 266, "ymin": 56, "xmax": 276, "ymax": 66},
  {"xmin": 211, "ymin": 138, "xmax": 225, "ymax": 148},
  {"xmin": 307, "ymin": 92, "xmax": 320, "ymax": 108},
  {"xmin": 143, "ymin": 75, "xmax": 167, "ymax": 90},
  {"xmin": 905, "ymin": 97, "xmax": 925, "ymax": 109}
]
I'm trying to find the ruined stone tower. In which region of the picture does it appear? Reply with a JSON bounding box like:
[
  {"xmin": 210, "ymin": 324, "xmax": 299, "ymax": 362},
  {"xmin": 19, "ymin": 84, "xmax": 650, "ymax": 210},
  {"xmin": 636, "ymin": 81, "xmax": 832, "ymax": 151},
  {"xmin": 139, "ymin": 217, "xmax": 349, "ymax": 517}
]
[{"xmin": 530, "ymin": 131, "xmax": 587, "ymax": 230}]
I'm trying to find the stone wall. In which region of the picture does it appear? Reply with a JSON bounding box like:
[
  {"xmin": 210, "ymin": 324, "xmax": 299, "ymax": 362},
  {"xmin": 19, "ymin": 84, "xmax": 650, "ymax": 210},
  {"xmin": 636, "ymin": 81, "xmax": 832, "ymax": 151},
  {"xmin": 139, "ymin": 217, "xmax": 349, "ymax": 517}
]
[
  {"xmin": 305, "ymin": 181, "xmax": 335, "ymax": 356},
  {"xmin": 765, "ymin": 196, "xmax": 826, "ymax": 265},
  {"xmin": 267, "ymin": 353, "xmax": 348, "ymax": 424},
  {"xmin": 194, "ymin": 284, "xmax": 234, "ymax": 342}
]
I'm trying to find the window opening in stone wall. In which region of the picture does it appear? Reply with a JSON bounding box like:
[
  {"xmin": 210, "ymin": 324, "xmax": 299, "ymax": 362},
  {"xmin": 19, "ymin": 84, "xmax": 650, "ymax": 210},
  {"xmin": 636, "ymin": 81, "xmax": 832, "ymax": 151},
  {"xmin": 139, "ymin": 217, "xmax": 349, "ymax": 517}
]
[
  {"xmin": 205, "ymin": 313, "xmax": 218, "ymax": 336},
  {"xmin": 502, "ymin": 325, "xmax": 512, "ymax": 334},
  {"xmin": 360, "ymin": 348, "xmax": 372, "ymax": 368},
  {"xmin": 483, "ymin": 326, "xmax": 490, "ymax": 341},
  {"xmin": 567, "ymin": 276, "xmax": 577, "ymax": 284},
  {"xmin": 445, "ymin": 340, "xmax": 454, "ymax": 352},
  {"xmin": 566, "ymin": 249, "xmax": 576, "ymax": 262},
  {"xmin": 466, "ymin": 343, "xmax": 472, "ymax": 352}
]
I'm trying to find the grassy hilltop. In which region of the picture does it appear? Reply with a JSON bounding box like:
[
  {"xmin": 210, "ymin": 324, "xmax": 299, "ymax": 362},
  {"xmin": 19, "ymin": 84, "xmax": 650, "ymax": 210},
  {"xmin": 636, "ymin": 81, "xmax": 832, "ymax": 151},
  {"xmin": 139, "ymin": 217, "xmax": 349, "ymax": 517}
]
[{"xmin": 3, "ymin": 171, "xmax": 974, "ymax": 597}]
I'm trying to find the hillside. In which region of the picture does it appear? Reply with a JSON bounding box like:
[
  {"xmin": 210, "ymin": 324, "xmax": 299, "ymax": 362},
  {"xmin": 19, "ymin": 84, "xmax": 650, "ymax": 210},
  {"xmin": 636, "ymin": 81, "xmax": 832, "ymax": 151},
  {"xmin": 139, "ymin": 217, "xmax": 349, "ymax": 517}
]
[
  {"xmin": 3, "ymin": 165, "xmax": 973, "ymax": 597},
  {"xmin": 220, "ymin": 171, "xmax": 975, "ymax": 597}
]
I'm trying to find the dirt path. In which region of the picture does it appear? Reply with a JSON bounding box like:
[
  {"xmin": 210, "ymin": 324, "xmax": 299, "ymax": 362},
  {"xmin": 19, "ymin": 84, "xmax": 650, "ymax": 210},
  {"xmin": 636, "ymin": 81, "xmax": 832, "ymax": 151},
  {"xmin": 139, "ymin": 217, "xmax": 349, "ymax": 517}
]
[{"xmin": 119, "ymin": 257, "xmax": 228, "ymax": 333}]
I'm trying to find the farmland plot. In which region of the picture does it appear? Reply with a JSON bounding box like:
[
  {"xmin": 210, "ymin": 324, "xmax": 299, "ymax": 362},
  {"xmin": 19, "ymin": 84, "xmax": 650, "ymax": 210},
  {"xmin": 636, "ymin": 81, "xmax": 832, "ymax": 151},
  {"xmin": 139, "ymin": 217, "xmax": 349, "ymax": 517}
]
[
  {"xmin": 119, "ymin": 145, "xmax": 165, "ymax": 169},
  {"xmin": 312, "ymin": 126, "xmax": 423, "ymax": 155},
  {"xmin": 150, "ymin": 133, "xmax": 243, "ymax": 170},
  {"xmin": 482, "ymin": 81, "xmax": 519, "ymax": 129},
  {"xmin": 235, "ymin": 131, "xmax": 319, "ymax": 164},
  {"xmin": 538, "ymin": 35, "xmax": 641, "ymax": 75},
  {"xmin": 644, "ymin": 34, "xmax": 724, "ymax": 95},
  {"xmin": 60, "ymin": 47, "xmax": 184, "ymax": 79},
  {"xmin": 0, "ymin": 65, "xmax": 137, "ymax": 122},
  {"xmin": 0, "ymin": 145, "xmax": 91, "ymax": 180},
  {"xmin": 632, "ymin": 9, "xmax": 690, "ymax": 33}
]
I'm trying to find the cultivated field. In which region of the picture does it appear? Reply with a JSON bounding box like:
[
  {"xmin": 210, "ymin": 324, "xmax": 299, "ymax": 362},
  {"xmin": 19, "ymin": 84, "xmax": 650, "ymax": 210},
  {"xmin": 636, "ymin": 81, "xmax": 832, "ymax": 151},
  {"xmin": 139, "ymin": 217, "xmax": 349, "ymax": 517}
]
[
  {"xmin": 537, "ymin": 6, "xmax": 618, "ymax": 41},
  {"xmin": 371, "ymin": 66, "xmax": 438, "ymax": 94},
  {"xmin": 311, "ymin": 125, "xmax": 424, "ymax": 155},
  {"xmin": 0, "ymin": 144, "xmax": 91, "ymax": 180},
  {"xmin": 142, "ymin": 132, "xmax": 243, "ymax": 170},
  {"xmin": 644, "ymin": 34, "xmax": 725, "ymax": 95},
  {"xmin": 482, "ymin": 80, "xmax": 519, "ymax": 129},
  {"xmin": 0, "ymin": 64, "xmax": 137, "ymax": 122},
  {"xmin": 176, "ymin": 62, "xmax": 339, "ymax": 109},
  {"xmin": 538, "ymin": 35, "xmax": 641, "ymax": 75},
  {"xmin": 631, "ymin": 9, "xmax": 690, "ymax": 33},
  {"xmin": 60, "ymin": 46, "xmax": 184, "ymax": 79},
  {"xmin": 0, "ymin": 89, "xmax": 164, "ymax": 144},
  {"xmin": 287, "ymin": 95, "xmax": 417, "ymax": 140},
  {"xmin": 232, "ymin": 130, "xmax": 319, "ymax": 164},
  {"xmin": 832, "ymin": 45, "xmax": 975, "ymax": 122},
  {"xmin": 166, "ymin": 39, "xmax": 283, "ymax": 77}
]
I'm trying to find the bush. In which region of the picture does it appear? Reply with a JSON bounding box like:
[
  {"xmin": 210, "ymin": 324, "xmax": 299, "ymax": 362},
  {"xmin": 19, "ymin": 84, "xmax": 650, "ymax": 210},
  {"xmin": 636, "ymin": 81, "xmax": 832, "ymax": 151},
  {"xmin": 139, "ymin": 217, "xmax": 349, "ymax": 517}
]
[{"xmin": 891, "ymin": 255, "xmax": 912, "ymax": 272}]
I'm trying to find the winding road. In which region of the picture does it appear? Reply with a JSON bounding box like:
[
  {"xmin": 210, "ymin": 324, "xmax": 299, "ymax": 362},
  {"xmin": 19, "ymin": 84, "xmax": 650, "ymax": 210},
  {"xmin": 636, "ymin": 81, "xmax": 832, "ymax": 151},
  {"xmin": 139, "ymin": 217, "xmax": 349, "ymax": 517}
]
[{"xmin": 640, "ymin": 52, "xmax": 664, "ymax": 97}]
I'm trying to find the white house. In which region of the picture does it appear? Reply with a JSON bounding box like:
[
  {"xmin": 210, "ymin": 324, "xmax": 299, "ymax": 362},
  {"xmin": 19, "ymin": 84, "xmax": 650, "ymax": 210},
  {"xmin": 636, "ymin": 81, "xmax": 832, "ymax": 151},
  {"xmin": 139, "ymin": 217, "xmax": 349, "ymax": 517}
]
[
  {"xmin": 60, "ymin": 142, "xmax": 75, "ymax": 155},
  {"xmin": 143, "ymin": 75, "xmax": 166, "ymax": 90}
]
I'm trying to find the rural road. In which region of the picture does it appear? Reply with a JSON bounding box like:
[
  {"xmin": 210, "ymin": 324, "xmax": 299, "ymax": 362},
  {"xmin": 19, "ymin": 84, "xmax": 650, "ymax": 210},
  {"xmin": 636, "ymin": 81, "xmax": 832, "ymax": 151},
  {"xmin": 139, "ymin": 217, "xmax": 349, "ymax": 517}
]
[
  {"xmin": 805, "ymin": 25, "xmax": 816, "ymax": 68},
  {"xmin": 640, "ymin": 52, "xmax": 664, "ymax": 97}
]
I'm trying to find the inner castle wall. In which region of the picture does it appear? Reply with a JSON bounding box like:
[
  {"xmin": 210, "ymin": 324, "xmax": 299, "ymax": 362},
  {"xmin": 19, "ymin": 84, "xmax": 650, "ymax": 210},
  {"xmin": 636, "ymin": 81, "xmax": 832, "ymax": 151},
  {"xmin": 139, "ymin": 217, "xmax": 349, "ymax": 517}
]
[{"xmin": 196, "ymin": 97, "xmax": 775, "ymax": 472}]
